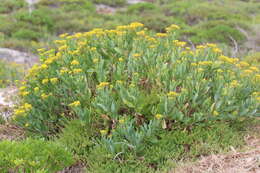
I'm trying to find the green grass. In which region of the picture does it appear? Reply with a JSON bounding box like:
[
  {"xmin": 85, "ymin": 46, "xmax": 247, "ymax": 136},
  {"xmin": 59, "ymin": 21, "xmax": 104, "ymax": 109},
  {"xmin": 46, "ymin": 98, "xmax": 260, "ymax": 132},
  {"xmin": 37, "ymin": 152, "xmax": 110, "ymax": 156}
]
[
  {"xmin": 0, "ymin": 0, "xmax": 259, "ymax": 55},
  {"xmin": 57, "ymin": 119, "xmax": 258, "ymax": 173},
  {"xmin": 0, "ymin": 138, "xmax": 74, "ymax": 172},
  {"xmin": 0, "ymin": 60, "xmax": 24, "ymax": 88}
]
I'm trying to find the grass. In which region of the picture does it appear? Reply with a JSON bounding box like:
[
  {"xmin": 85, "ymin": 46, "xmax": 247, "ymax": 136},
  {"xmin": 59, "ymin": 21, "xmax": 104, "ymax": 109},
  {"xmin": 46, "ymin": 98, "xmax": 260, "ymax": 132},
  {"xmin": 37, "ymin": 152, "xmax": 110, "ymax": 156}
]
[
  {"xmin": 57, "ymin": 119, "xmax": 258, "ymax": 172},
  {"xmin": 0, "ymin": 60, "xmax": 24, "ymax": 88}
]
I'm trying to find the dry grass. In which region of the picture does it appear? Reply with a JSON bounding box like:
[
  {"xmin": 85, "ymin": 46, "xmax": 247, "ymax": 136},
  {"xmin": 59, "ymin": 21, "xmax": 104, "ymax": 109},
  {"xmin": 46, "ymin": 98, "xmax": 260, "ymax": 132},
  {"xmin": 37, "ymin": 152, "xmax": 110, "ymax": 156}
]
[
  {"xmin": 0, "ymin": 124, "xmax": 25, "ymax": 141},
  {"xmin": 171, "ymin": 125, "xmax": 260, "ymax": 173}
]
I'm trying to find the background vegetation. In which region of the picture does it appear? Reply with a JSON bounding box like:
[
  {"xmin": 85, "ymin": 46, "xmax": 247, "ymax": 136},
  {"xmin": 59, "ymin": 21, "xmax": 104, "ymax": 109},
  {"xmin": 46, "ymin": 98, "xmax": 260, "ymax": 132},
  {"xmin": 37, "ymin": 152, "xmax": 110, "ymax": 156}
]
[{"xmin": 0, "ymin": 0, "xmax": 260, "ymax": 57}]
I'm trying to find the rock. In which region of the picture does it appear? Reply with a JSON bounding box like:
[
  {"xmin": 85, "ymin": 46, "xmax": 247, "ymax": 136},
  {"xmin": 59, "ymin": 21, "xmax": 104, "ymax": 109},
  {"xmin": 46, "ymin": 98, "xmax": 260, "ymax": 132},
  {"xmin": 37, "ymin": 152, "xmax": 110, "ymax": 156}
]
[{"xmin": 0, "ymin": 48, "xmax": 38, "ymax": 68}]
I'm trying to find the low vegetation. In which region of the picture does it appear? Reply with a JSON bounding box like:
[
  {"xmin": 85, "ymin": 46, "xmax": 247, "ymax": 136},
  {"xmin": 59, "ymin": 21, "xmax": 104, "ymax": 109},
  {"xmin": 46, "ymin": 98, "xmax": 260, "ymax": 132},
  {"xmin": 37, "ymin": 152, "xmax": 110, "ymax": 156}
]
[
  {"xmin": 0, "ymin": 138, "xmax": 74, "ymax": 172},
  {"xmin": 9, "ymin": 23, "xmax": 259, "ymax": 172},
  {"xmin": 0, "ymin": 60, "xmax": 24, "ymax": 88},
  {"xmin": 0, "ymin": 0, "xmax": 259, "ymax": 56}
]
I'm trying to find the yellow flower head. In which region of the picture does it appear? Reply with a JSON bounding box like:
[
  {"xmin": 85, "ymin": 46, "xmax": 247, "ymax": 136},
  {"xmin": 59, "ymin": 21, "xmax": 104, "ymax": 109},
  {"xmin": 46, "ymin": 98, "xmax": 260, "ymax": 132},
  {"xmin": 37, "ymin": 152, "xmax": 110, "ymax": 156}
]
[
  {"xmin": 230, "ymin": 80, "xmax": 239, "ymax": 88},
  {"xmin": 71, "ymin": 60, "xmax": 80, "ymax": 66},
  {"xmin": 93, "ymin": 58, "xmax": 99, "ymax": 63},
  {"xmin": 73, "ymin": 68, "xmax": 83, "ymax": 74},
  {"xmin": 42, "ymin": 79, "xmax": 49, "ymax": 84},
  {"xmin": 156, "ymin": 33, "xmax": 167, "ymax": 37},
  {"xmin": 50, "ymin": 78, "xmax": 58, "ymax": 84},
  {"xmin": 69, "ymin": 101, "xmax": 81, "ymax": 107},
  {"xmin": 213, "ymin": 111, "xmax": 219, "ymax": 116},
  {"xmin": 167, "ymin": 91, "xmax": 179, "ymax": 97},
  {"xmin": 100, "ymin": 129, "xmax": 108, "ymax": 135},
  {"xmin": 34, "ymin": 87, "xmax": 39, "ymax": 92},
  {"xmin": 155, "ymin": 114, "xmax": 163, "ymax": 119},
  {"xmin": 97, "ymin": 82, "xmax": 110, "ymax": 89},
  {"xmin": 133, "ymin": 53, "xmax": 141, "ymax": 58},
  {"xmin": 24, "ymin": 103, "xmax": 32, "ymax": 111}
]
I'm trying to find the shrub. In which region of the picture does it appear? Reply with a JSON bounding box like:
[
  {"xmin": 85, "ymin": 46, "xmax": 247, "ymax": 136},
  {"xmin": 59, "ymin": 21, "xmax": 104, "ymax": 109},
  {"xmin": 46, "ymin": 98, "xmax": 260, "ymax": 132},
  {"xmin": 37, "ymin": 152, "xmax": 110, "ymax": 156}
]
[
  {"xmin": 127, "ymin": 3, "xmax": 157, "ymax": 14},
  {"xmin": 92, "ymin": 0, "xmax": 126, "ymax": 7},
  {"xmin": 0, "ymin": 0, "xmax": 26, "ymax": 14},
  {"xmin": 13, "ymin": 23, "xmax": 259, "ymax": 139},
  {"xmin": 12, "ymin": 29, "xmax": 42, "ymax": 41},
  {"xmin": 0, "ymin": 139, "xmax": 74, "ymax": 172}
]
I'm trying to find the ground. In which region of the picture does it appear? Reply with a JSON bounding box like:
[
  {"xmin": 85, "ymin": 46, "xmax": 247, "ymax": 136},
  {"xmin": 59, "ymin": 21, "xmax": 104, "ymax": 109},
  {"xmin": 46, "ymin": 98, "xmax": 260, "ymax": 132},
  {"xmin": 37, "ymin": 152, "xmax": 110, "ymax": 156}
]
[{"xmin": 173, "ymin": 125, "xmax": 260, "ymax": 173}]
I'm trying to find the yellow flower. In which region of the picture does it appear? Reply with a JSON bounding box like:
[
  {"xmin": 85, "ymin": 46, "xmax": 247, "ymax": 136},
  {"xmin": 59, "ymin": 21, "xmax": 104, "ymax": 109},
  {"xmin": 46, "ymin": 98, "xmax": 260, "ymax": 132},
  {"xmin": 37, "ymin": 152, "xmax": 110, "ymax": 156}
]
[
  {"xmin": 24, "ymin": 103, "xmax": 32, "ymax": 111},
  {"xmin": 218, "ymin": 55, "xmax": 237, "ymax": 64},
  {"xmin": 21, "ymin": 91, "xmax": 29, "ymax": 96},
  {"xmin": 41, "ymin": 93, "xmax": 49, "ymax": 99},
  {"xmin": 191, "ymin": 63, "xmax": 197, "ymax": 66},
  {"xmin": 173, "ymin": 40, "xmax": 186, "ymax": 47},
  {"xmin": 166, "ymin": 24, "xmax": 180, "ymax": 32},
  {"xmin": 155, "ymin": 114, "xmax": 163, "ymax": 119},
  {"xmin": 50, "ymin": 78, "xmax": 58, "ymax": 84},
  {"xmin": 230, "ymin": 80, "xmax": 239, "ymax": 87},
  {"xmin": 97, "ymin": 82, "xmax": 110, "ymax": 89},
  {"xmin": 198, "ymin": 68, "xmax": 204, "ymax": 72},
  {"xmin": 14, "ymin": 109, "xmax": 25, "ymax": 116},
  {"xmin": 90, "ymin": 47, "xmax": 97, "ymax": 51},
  {"xmin": 196, "ymin": 45, "xmax": 207, "ymax": 49},
  {"xmin": 149, "ymin": 45, "xmax": 156, "ymax": 48},
  {"xmin": 249, "ymin": 66, "xmax": 259, "ymax": 72},
  {"xmin": 239, "ymin": 61, "xmax": 250, "ymax": 67},
  {"xmin": 243, "ymin": 69, "xmax": 253, "ymax": 75},
  {"xmin": 37, "ymin": 48, "xmax": 45, "ymax": 52},
  {"xmin": 34, "ymin": 87, "xmax": 39, "ymax": 92},
  {"xmin": 100, "ymin": 129, "xmax": 108, "ymax": 135},
  {"xmin": 256, "ymin": 97, "xmax": 260, "ymax": 101},
  {"xmin": 58, "ymin": 45, "xmax": 68, "ymax": 51},
  {"xmin": 25, "ymin": 123, "xmax": 29, "ymax": 127},
  {"xmin": 69, "ymin": 101, "xmax": 81, "ymax": 107},
  {"xmin": 118, "ymin": 58, "xmax": 124, "ymax": 62},
  {"xmin": 71, "ymin": 60, "xmax": 79, "ymax": 65},
  {"xmin": 42, "ymin": 79, "xmax": 49, "ymax": 84},
  {"xmin": 60, "ymin": 67, "xmax": 69, "ymax": 74},
  {"xmin": 198, "ymin": 61, "xmax": 213, "ymax": 66},
  {"xmin": 217, "ymin": 69, "xmax": 224, "ymax": 73},
  {"xmin": 19, "ymin": 86, "xmax": 26, "ymax": 91},
  {"xmin": 59, "ymin": 33, "xmax": 69, "ymax": 38},
  {"xmin": 73, "ymin": 68, "xmax": 83, "ymax": 74},
  {"xmin": 167, "ymin": 91, "xmax": 179, "ymax": 97},
  {"xmin": 119, "ymin": 119, "xmax": 125, "ymax": 124},
  {"xmin": 133, "ymin": 53, "xmax": 141, "ymax": 58},
  {"xmin": 40, "ymin": 64, "xmax": 48, "ymax": 70},
  {"xmin": 213, "ymin": 111, "xmax": 219, "ymax": 116},
  {"xmin": 93, "ymin": 58, "xmax": 99, "ymax": 63},
  {"xmin": 137, "ymin": 30, "xmax": 146, "ymax": 36},
  {"xmin": 129, "ymin": 22, "xmax": 144, "ymax": 28},
  {"xmin": 156, "ymin": 33, "xmax": 167, "ymax": 37},
  {"xmin": 206, "ymin": 43, "xmax": 217, "ymax": 48},
  {"xmin": 213, "ymin": 48, "xmax": 222, "ymax": 54}
]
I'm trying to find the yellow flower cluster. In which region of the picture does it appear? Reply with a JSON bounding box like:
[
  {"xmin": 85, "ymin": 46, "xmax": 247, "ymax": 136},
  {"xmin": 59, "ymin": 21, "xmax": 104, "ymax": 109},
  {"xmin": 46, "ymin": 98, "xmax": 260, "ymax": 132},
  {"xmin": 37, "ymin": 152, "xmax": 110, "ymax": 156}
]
[
  {"xmin": 173, "ymin": 40, "xmax": 186, "ymax": 47},
  {"xmin": 69, "ymin": 101, "xmax": 81, "ymax": 107},
  {"xmin": 97, "ymin": 82, "xmax": 110, "ymax": 89},
  {"xmin": 14, "ymin": 103, "xmax": 32, "ymax": 117},
  {"xmin": 167, "ymin": 91, "xmax": 179, "ymax": 98},
  {"xmin": 198, "ymin": 61, "xmax": 213, "ymax": 66},
  {"xmin": 155, "ymin": 114, "xmax": 163, "ymax": 119},
  {"xmin": 218, "ymin": 55, "xmax": 239, "ymax": 64},
  {"xmin": 166, "ymin": 24, "xmax": 180, "ymax": 32}
]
